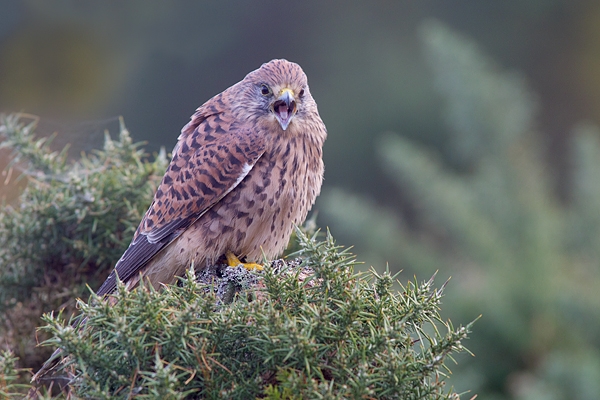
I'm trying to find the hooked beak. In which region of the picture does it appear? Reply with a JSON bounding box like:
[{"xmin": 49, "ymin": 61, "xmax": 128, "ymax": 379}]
[{"xmin": 272, "ymin": 88, "xmax": 297, "ymax": 131}]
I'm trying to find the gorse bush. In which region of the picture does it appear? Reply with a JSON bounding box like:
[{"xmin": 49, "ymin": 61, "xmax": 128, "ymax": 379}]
[
  {"xmin": 0, "ymin": 350, "xmax": 30, "ymax": 399},
  {"xmin": 39, "ymin": 229, "xmax": 474, "ymax": 399},
  {"xmin": 322, "ymin": 20, "xmax": 600, "ymax": 399},
  {"xmin": 0, "ymin": 114, "xmax": 167, "ymax": 370},
  {"xmin": 0, "ymin": 114, "xmax": 474, "ymax": 398}
]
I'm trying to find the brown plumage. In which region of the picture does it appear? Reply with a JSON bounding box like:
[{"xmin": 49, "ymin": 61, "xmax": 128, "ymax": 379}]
[
  {"xmin": 31, "ymin": 59, "xmax": 326, "ymax": 386},
  {"xmin": 96, "ymin": 59, "xmax": 326, "ymax": 295}
]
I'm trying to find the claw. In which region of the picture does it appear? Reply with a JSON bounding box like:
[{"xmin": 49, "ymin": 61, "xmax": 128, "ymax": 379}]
[{"xmin": 226, "ymin": 251, "xmax": 263, "ymax": 271}]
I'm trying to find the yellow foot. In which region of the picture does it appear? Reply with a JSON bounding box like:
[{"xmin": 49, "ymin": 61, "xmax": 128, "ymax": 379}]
[{"xmin": 226, "ymin": 251, "xmax": 263, "ymax": 271}]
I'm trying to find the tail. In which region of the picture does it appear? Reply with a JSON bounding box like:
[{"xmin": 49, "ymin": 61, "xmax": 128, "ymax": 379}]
[
  {"xmin": 31, "ymin": 314, "xmax": 88, "ymax": 385},
  {"xmin": 31, "ymin": 348, "xmax": 65, "ymax": 383},
  {"xmin": 29, "ymin": 348, "xmax": 72, "ymax": 399}
]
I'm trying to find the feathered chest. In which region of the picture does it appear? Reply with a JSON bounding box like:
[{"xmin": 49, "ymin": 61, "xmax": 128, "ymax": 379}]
[{"xmin": 255, "ymin": 133, "xmax": 322, "ymax": 206}]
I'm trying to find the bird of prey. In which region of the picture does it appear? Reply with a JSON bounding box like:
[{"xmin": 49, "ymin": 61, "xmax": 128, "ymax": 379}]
[
  {"xmin": 96, "ymin": 58, "xmax": 327, "ymax": 296},
  {"xmin": 32, "ymin": 59, "xmax": 326, "ymax": 386}
]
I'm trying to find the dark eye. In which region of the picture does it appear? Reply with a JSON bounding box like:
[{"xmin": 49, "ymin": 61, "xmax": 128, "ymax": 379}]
[
  {"xmin": 299, "ymin": 88, "xmax": 305, "ymax": 97},
  {"xmin": 260, "ymin": 84, "xmax": 271, "ymax": 96}
]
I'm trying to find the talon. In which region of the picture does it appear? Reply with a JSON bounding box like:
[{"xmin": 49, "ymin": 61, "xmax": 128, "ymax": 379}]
[
  {"xmin": 242, "ymin": 262, "xmax": 264, "ymax": 271},
  {"xmin": 226, "ymin": 251, "xmax": 263, "ymax": 271}
]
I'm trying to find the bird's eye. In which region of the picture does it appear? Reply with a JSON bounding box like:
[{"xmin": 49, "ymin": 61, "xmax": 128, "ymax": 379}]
[
  {"xmin": 299, "ymin": 88, "xmax": 305, "ymax": 98},
  {"xmin": 260, "ymin": 84, "xmax": 271, "ymax": 96}
]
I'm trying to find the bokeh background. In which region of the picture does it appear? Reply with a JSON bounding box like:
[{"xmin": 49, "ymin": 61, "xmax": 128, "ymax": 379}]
[{"xmin": 3, "ymin": 1, "xmax": 600, "ymax": 399}]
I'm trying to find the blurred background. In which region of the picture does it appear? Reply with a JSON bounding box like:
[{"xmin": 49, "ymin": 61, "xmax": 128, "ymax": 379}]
[{"xmin": 3, "ymin": 1, "xmax": 600, "ymax": 399}]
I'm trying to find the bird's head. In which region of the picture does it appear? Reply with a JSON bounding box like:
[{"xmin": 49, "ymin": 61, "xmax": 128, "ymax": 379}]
[
  {"xmin": 241, "ymin": 59, "xmax": 317, "ymax": 133},
  {"xmin": 265, "ymin": 86, "xmax": 297, "ymax": 131}
]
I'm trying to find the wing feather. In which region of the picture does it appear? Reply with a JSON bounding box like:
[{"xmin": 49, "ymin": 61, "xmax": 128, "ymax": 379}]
[{"xmin": 97, "ymin": 102, "xmax": 266, "ymax": 295}]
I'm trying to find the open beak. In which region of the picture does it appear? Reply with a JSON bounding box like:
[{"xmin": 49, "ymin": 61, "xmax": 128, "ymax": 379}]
[{"xmin": 272, "ymin": 88, "xmax": 297, "ymax": 131}]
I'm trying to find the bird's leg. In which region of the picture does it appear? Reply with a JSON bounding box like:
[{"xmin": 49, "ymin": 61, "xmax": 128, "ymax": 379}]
[{"xmin": 225, "ymin": 251, "xmax": 263, "ymax": 271}]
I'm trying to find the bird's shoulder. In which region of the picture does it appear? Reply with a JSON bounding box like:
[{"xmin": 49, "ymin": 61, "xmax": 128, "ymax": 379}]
[{"xmin": 96, "ymin": 94, "xmax": 267, "ymax": 295}]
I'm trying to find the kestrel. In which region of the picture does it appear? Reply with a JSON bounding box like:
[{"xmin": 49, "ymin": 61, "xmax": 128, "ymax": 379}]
[{"xmin": 96, "ymin": 59, "xmax": 327, "ymax": 296}]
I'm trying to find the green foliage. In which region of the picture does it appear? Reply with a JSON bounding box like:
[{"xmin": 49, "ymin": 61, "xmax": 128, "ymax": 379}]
[
  {"xmin": 0, "ymin": 350, "xmax": 32, "ymax": 399},
  {"xmin": 38, "ymin": 229, "xmax": 473, "ymax": 399},
  {"xmin": 0, "ymin": 114, "xmax": 474, "ymax": 398},
  {"xmin": 0, "ymin": 114, "xmax": 167, "ymax": 371},
  {"xmin": 321, "ymin": 20, "xmax": 600, "ymax": 399}
]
